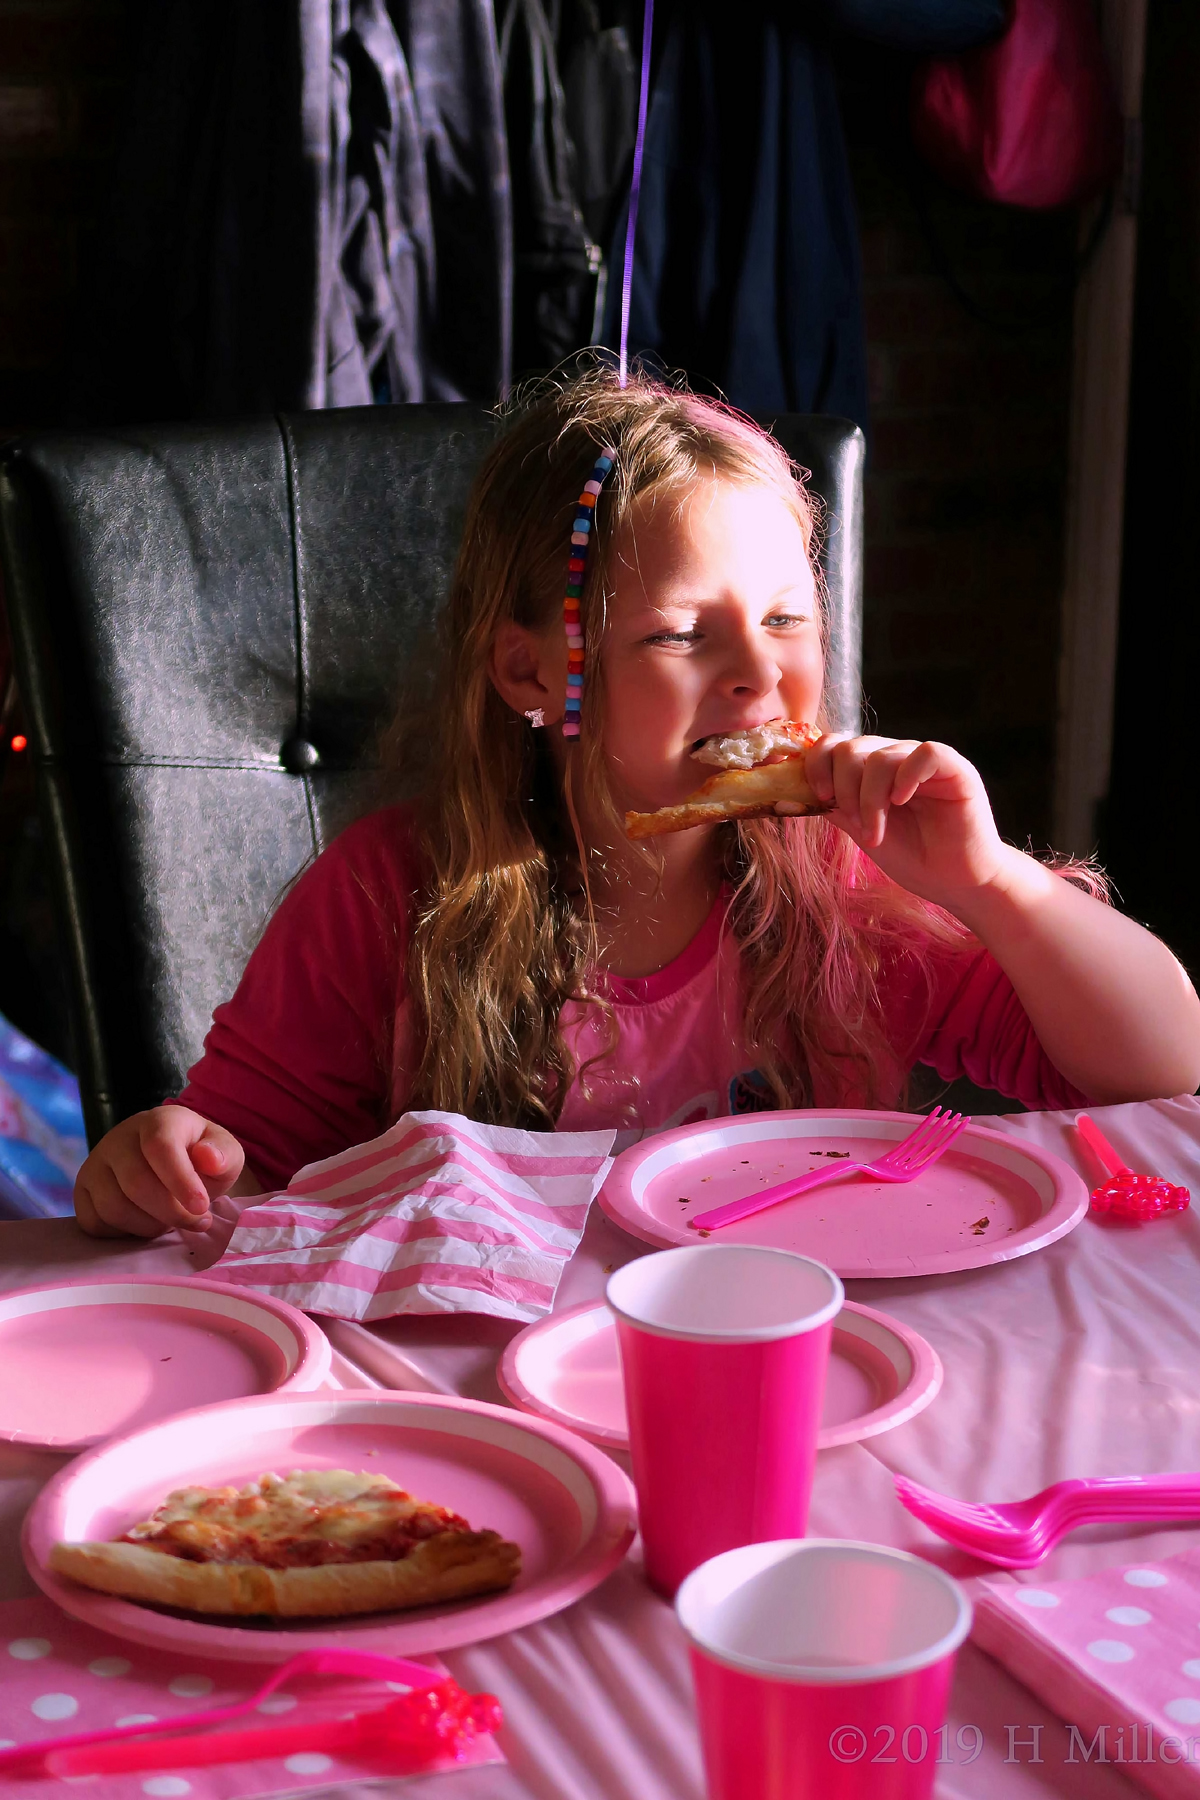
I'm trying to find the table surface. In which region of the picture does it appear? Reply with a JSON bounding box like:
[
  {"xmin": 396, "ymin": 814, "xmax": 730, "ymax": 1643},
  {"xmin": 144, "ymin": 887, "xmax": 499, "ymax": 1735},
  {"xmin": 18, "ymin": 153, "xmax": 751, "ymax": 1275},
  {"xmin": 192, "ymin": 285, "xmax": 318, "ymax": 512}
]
[{"xmin": 4, "ymin": 1096, "xmax": 1200, "ymax": 1798}]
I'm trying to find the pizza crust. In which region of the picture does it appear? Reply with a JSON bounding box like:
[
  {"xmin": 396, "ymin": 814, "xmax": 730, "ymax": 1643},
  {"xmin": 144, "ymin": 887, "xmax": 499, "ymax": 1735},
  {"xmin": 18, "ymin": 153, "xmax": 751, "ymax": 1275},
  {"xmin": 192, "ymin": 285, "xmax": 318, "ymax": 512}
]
[
  {"xmin": 49, "ymin": 1530, "xmax": 522, "ymax": 1618},
  {"xmin": 625, "ymin": 755, "xmax": 828, "ymax": 839}
]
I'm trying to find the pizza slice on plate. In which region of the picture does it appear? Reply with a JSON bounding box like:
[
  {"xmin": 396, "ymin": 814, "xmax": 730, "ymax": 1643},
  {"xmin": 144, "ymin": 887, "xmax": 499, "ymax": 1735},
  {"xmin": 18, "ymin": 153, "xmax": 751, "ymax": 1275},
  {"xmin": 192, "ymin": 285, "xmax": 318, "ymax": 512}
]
[
  {"xmin": 49, "ymin": 1468, "xmax": 521, "ymax": 1618},
  {"xmin": 625, "ymin": 721, "xmax": 828, "ymax": 839}
]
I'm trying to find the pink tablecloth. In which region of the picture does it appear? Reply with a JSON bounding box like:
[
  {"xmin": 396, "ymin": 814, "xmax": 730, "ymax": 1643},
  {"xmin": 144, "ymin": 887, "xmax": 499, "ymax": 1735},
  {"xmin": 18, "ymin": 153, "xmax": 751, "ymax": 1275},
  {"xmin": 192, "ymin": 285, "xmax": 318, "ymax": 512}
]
[{"xmin": 5, "ymin": 1096, "xmax": 1200, "ymax": 1798}]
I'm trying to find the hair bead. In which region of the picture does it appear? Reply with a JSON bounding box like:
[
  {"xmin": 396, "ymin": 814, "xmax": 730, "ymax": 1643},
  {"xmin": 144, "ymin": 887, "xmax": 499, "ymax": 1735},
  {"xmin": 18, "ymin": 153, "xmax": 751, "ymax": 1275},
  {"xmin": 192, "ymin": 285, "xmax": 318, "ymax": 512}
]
[{"xmin": 560, "ymin": 448, "xmax": 616, "ymax": 740}]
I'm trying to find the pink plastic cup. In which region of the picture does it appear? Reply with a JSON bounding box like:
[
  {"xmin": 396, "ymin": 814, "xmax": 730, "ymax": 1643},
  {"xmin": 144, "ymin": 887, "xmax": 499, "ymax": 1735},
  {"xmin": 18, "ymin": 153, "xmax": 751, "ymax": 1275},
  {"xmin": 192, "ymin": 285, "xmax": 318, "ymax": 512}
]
[
  {"xmin": 606, "ymin": 1245, "xmax": 843, "ymax": 1596},
  {"xmin": 677, "ymin": 1539, "xmax": 972, "ymax": 1800}
]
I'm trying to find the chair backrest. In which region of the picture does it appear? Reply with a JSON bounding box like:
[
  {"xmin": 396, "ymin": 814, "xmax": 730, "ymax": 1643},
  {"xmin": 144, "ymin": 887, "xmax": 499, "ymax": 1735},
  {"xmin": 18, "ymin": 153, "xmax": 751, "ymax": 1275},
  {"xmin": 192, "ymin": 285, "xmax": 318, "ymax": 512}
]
[{"xmin": 0, "ymin": 405, "xmax": 864, "ymax": 1143}]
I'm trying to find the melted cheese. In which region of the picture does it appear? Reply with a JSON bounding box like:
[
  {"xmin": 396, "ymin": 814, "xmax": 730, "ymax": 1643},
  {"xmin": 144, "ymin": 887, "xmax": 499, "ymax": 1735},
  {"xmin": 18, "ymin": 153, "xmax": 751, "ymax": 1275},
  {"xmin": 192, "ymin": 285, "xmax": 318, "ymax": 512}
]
[
  {"xmin": 692, "ymin": 722, "xmax": 812, "ymax": 771},
  {"xmin": 122, "ymin": 1469, "xmax": 466, "ymax": 1568}
]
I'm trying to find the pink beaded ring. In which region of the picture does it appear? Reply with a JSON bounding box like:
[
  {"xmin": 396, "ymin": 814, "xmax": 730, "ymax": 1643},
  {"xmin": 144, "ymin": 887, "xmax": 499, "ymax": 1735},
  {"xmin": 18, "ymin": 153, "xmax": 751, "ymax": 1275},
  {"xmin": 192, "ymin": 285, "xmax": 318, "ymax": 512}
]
[{"xmin": 561, "ymin": 449, "xmax": 616, "ymax": 740}]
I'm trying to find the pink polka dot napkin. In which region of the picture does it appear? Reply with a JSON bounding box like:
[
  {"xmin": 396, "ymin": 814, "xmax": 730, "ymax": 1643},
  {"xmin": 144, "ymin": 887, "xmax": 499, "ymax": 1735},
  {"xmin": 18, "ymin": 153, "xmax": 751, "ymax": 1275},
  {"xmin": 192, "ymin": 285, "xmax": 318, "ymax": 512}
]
[
  {"xmin": 0, "ymin": 1594, "xmax": 503, "ymax": 1799},
  {"xmin": 974, "ymin": 1548, "xmax": 1200, "ymax": 1798}
]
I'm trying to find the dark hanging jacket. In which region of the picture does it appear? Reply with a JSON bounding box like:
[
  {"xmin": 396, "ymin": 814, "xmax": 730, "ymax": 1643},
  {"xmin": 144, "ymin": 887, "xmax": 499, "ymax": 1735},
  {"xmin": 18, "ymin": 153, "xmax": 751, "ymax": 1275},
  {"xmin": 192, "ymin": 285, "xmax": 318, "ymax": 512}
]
[{"xmin": 73, "ymin": 0, "xmax": 511, "ymax": 421}]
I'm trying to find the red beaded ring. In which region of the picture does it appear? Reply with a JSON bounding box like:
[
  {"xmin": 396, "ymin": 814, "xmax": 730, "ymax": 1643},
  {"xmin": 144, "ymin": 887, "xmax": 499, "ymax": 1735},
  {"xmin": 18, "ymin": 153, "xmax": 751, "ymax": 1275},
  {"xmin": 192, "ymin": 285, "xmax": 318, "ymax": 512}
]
[{"xmin": 562, "ymin": 449, "xmax": 615, "ymax": 740}]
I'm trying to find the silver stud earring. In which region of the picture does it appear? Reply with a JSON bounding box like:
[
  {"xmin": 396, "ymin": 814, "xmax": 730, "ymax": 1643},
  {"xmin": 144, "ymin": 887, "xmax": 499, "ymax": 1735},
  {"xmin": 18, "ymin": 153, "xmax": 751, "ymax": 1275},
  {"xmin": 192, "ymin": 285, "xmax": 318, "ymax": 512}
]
[{"xmin": 524, "ymin": 708, "xmax": 546, "ymax": 729}]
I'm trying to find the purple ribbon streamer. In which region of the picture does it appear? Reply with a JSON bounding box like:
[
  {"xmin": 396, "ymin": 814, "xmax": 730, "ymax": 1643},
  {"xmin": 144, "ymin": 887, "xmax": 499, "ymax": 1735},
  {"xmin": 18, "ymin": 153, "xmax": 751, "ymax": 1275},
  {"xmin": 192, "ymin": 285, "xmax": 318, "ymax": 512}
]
[{"xmin": 618, "ymin": 0, "xmax": 654, "ymax": 389}]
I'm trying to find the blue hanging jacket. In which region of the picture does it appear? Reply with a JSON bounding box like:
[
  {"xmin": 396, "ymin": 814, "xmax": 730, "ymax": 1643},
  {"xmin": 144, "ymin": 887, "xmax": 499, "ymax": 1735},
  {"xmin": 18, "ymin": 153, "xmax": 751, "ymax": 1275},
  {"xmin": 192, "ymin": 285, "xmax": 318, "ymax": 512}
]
[{"xmin": 601, "ymin": 0, "xmax": 1006, "ymax": 424}]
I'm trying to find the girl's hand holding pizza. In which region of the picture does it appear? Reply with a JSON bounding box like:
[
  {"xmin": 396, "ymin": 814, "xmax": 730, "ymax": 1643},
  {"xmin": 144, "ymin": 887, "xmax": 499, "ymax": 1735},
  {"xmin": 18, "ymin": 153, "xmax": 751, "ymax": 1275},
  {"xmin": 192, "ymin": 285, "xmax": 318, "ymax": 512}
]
[
  {"xmin": 798, "ymin": 733, "xmax": 1009, "ymax": 909},
  {"xmin": 796, "ymin": 730, "xmax": 1200, "ymax": 1103}
]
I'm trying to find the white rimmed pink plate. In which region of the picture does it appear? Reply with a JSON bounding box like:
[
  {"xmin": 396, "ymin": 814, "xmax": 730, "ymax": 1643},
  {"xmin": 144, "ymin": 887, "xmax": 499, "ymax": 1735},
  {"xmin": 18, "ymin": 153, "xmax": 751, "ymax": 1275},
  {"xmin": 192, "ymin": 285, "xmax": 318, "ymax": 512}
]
[
  {"xmin": 497, "ymin": 1298, "xmax": 943, "ymax": 1451},
  {"xmin": 0, "ymin": 1275, "xmax": 331, "ymax": 1451},
  {"xmin": 24, "ymin": 1387, "xmax": 637, "ymax": 1661},
  {"xmin": 598, "ymin": 1110, "xmax": 1088, "ymax": 1278}
]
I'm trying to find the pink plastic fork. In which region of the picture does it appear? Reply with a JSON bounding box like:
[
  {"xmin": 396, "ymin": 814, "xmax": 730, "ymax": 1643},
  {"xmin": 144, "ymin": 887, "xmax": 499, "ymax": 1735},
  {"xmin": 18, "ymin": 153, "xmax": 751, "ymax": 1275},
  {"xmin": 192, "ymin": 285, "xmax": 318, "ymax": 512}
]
[
  {"xmin": 688, "ymin": 1108, "xmax": 967, "ymax": 1231},
  {"xmin": 895, "ymin": 1471, "xmax": 1200, "ymax": 1568}
]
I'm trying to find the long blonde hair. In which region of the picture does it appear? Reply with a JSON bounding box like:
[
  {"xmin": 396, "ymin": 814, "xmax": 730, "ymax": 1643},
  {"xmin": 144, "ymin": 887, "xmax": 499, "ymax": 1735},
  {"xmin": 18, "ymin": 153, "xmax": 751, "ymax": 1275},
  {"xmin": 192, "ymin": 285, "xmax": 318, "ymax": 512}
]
[{"xmin": 399, "ymin": 364, "xmax": 972, "ymax": 1125}]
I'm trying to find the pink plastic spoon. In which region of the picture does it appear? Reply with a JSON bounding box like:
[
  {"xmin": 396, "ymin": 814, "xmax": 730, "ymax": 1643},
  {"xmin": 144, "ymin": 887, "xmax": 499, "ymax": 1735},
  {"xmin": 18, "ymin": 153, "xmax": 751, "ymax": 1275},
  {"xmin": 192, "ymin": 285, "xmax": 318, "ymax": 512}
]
[
  {"xmin": 47, "ymin": 1679, "xmax": 502, "ymax": 1779},
  {"xmin": 1074, "ymin": 1113, "xmax": 1190, "ymax": 1222},
  {"xmin": 0, "ymin": 1646, "xmax": 440, "ymax": 1774}
]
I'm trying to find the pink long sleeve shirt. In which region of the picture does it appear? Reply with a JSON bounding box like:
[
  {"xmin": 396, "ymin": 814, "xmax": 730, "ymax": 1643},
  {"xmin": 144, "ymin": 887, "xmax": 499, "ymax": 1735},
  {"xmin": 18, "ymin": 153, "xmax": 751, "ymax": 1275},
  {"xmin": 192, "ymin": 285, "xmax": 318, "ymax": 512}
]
[{"xmin": 177, "ymin": 806, "xmax": 1084, "ymax": 1189}]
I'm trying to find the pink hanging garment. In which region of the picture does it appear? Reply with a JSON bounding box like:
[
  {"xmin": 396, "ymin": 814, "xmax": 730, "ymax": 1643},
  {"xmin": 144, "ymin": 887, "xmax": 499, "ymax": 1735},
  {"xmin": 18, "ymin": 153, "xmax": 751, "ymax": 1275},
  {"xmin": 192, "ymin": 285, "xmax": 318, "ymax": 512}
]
[{"xmin": 912, "ymin": 0, "xmax": 1123, "ymax": 210}]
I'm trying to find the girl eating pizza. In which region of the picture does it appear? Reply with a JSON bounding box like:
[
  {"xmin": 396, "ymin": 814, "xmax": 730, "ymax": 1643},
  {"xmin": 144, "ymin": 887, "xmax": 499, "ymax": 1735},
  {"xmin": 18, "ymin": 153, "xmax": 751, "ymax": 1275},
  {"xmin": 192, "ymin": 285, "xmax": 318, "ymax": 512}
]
[{"xmin": 74, "ymin": 368, "xmax": 1200, "ymax": 1237}]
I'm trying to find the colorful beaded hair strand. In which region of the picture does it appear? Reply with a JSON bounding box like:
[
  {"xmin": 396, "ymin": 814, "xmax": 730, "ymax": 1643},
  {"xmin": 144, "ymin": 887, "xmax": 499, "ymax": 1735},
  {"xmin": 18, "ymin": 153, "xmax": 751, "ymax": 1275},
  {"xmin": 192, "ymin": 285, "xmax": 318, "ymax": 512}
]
[
  {"xmin": 557, "ymin": 0, "xmax": 650, "ymax": 739},
  {"xmin": 561, "ymin": 448, "xmax": 615, "ymax": 739}
]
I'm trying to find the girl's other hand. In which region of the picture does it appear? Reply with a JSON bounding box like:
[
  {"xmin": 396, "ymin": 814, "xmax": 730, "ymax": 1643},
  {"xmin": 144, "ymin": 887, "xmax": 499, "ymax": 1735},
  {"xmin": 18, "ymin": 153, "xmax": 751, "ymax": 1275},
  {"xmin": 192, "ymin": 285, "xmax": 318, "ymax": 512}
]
[
  {"xmin": 74, "ymin": 1106, "xmax": 246, "ymax": 1239},
  {"xmin": 798, "ymin": 734, "xmax": 1006, "ymax": 908},
  {"xmin": 799, "ymin": 733, "xmax": 1200, "ymax": 1103}
]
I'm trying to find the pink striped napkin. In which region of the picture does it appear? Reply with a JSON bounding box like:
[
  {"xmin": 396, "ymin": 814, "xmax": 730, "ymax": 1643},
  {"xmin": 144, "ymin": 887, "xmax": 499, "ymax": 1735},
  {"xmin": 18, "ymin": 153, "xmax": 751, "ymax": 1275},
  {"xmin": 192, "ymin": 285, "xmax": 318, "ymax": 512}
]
[
  {"xmin": 974, "ymin": 1549, "xmax": 1200, "ymax": 1798},
  {"xmin": 209, "ymin": 1110, "xmax": 615, "ymax": 1324}
]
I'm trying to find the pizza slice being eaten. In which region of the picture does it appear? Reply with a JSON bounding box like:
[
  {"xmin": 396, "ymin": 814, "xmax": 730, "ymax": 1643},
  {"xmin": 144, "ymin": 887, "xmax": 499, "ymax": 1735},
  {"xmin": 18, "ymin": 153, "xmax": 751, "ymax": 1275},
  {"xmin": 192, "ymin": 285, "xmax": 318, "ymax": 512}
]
[
  {"xmin": 49, "ymin": 1468, "xmax": 522, "ymax": 1619},
  {"xmin": 625, "ymin": 721, "xmax": 828, "ymax": 839}
]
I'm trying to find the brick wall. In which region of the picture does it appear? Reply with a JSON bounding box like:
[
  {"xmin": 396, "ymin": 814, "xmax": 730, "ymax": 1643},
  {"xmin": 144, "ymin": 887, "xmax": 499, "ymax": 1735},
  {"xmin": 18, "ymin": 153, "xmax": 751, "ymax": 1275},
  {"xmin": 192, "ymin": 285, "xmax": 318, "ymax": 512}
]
[
  {"xmin": 0, "ymin": 0, "xmax": 134, "ymax": 432},
  {"xmin": 838, "ymin": 47, "xmax": 1077, "ymax": 851}
]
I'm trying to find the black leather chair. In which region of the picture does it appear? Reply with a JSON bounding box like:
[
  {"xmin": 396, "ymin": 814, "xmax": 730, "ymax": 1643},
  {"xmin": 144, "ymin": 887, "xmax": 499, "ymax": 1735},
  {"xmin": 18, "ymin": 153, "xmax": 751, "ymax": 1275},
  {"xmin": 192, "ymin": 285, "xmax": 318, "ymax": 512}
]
[{"xmin": 0, "ymin": 406, "xmax": 864, "ymax": 1145}]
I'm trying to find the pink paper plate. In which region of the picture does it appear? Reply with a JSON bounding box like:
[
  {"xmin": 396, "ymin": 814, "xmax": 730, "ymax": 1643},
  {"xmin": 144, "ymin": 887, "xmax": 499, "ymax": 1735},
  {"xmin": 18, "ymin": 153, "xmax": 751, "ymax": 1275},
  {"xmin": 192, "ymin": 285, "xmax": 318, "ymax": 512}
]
[
  {"xmin": 24, "ymin": 1387, "xmax": 637, "ymax": 1662},
  {"xmin": 598, "ymin": 1110, "xmax": 1088, "ymax": 1278},
  {"xmin": 497, "ymin": 1298, "xmax": 943, "ymax": 1451},
  {"xmin": 0, "ymin": 1275, "xmax": 331, "ymax": 1451}
]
